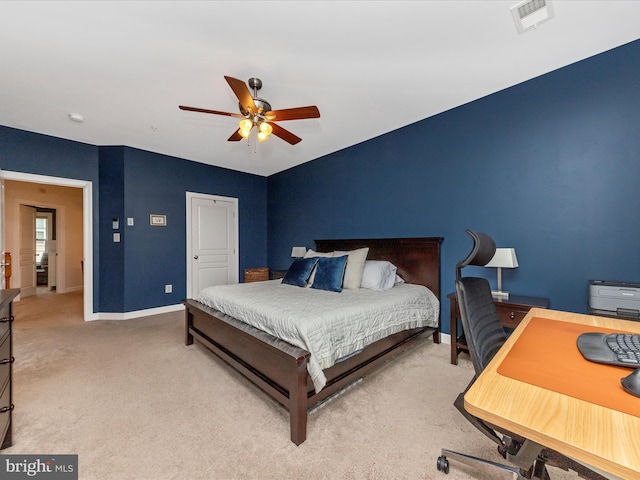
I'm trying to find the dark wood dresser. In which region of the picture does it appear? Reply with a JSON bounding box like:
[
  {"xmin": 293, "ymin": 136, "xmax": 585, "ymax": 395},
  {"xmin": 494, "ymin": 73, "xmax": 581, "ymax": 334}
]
[{"xmin": 0, "ymin": 288, "xmax": 19, "ymax": 449}]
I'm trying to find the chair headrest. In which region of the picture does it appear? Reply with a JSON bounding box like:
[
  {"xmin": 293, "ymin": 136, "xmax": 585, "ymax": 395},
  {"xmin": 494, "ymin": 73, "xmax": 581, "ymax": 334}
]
[{"xmin": 455, "ymin": 229, "xmax": 496, "ymax": 280}]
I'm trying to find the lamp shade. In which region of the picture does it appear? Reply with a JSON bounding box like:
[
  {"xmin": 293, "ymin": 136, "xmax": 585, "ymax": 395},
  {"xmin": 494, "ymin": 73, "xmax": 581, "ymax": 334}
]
[
  {"xmin": 291, "ymin": 246, "xmax": 307, "ymax": 258},
  {"xmin": 485, "ymin": 248, "xmax": 518, "ymax": 268}
]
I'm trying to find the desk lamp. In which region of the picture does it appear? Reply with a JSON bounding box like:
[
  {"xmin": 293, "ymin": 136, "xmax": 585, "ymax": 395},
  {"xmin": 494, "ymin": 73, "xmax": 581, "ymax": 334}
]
[{"xmin": 485, "ymin": 248, "xmax": 518, "ymax": 299}]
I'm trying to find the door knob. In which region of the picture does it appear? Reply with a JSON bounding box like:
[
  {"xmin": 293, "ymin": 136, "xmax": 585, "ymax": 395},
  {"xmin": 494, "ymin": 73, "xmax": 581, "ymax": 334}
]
[{"xmin": 194, "ymin": 255, "xmax": 199, "ymax": 260}]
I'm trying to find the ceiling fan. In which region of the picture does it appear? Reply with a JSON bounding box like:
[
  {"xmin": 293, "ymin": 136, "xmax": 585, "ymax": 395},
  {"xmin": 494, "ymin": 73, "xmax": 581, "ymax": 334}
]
[{"xmin": 179, "ymin": 76, "xmax": 320, "ymax": 145}]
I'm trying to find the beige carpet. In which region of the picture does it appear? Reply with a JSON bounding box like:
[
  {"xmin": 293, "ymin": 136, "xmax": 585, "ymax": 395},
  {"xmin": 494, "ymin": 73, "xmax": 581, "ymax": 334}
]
[{"xmin": 4, "ymin": 291, "xmax": 580, "ymax": 480}]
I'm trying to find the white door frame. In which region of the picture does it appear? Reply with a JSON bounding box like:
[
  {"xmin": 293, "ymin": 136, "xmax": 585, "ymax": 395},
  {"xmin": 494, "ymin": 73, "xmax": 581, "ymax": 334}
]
[
  {"xmin": 0, "ymin": 170, "xmax": 94, "ymax": 321},
  {"xmin": 186, "ymin": 191, "xmax": 239, "ymax": 299}
]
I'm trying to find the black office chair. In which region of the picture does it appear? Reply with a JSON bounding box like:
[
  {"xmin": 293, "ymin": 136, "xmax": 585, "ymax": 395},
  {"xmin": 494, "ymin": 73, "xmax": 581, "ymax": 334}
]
[{"xmin": 437, "ymin": 230, "xmax": 607, "ymax": 480}]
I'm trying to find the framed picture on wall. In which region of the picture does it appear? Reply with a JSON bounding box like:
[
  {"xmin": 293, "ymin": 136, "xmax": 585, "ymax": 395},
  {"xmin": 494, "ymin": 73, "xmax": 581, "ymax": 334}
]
[{"xmin": 150, "ymin": 214, "xmax": 167, "ymax": 226}]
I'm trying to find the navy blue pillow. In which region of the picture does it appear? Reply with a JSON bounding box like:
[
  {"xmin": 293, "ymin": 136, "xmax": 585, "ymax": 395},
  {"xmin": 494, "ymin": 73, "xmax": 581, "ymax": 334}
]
[
  {"xmin": 282, "ymin": 257, "xmax": 318, "ymax": 287},
  {"xmin": 311, "ymin": 256, "xmax": 348, "ymax": 292}
]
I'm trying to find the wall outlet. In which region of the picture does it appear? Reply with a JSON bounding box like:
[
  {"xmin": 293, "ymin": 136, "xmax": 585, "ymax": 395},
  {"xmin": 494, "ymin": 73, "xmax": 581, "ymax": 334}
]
[
  {"xmin": 165, "ymin": 284, "xmax": 172, "ymax": 294},
  {"xmin": 127, "ymin": 217, "xmax": 134, "ymax": 226}
]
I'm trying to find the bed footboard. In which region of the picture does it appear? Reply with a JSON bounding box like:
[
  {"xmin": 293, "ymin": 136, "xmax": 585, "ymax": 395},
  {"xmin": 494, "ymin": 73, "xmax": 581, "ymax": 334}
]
[
  {"xmin": 185, "ymin": 299, "xmax": 311, "ymax": 444},
  {"xmin": 185, "ymin": 299, "xmax": 437, "ymax": 445}
]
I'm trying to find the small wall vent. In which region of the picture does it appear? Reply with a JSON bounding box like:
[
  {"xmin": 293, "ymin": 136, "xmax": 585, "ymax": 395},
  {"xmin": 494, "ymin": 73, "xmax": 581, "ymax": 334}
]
[{"xmin": 511, "ymin": 0, "xmax": 555, "ymax": 34}]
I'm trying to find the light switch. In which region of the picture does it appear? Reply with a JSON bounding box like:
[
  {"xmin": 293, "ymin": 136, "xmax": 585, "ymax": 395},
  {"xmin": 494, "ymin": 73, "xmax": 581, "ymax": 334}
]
[
  {"xmin": 127, "ymin": 217, "xmax": 134, "ymax": 226},
  {"xmin": 112, "ymin": 218, "xmax": 119, "ymax": 229},
  {"xmin": 113, "ymin": 233, "xmax": 121, "ymax": 243}
]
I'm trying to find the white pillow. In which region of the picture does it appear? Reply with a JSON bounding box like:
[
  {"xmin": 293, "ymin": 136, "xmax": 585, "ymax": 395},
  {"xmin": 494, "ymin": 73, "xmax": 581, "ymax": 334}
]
[
  {"xmin": 333, "ymin": 247, "xmax": 369, "ymax": 289},
  {"xmin": 304, "ymin": 249, "xmax": 334, "ymax": 259},
  {"xmin": 361, "ymin": 260, "xmax": 397, "ymax": 291}
]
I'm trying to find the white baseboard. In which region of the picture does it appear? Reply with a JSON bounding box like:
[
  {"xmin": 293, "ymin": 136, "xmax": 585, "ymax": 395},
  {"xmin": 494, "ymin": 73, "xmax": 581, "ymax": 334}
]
[
  {"xmin": 440, "ymin": 333, "xmax": 451, "ymax": 345},
  {"xmin": 88, "ymin": 303, "xmax": 185, "ymax": 321},
  {"xmin": 63, "ymin": 285, "xmax": 84, "ymax": 293}
]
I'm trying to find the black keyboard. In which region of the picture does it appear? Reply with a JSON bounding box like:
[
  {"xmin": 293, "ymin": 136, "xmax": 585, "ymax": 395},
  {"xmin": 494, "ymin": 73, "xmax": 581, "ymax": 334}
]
[{"xmin": 577, "ymin": 332, "xmax": 640, "ymax": 368}]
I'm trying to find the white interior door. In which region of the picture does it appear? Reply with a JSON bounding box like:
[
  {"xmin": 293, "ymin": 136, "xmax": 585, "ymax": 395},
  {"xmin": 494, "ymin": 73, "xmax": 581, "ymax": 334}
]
[
  {"xmin": 19, "ymin": 204, "xmax": 37, "ymax": 298},
  {"xmin": 187, "ymin": 193, "xmax": 238, "ymax": 298}
]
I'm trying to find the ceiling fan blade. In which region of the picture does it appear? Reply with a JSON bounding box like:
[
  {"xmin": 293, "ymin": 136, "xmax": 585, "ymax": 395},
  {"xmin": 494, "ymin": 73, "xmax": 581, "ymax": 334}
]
[
  {"xmin": 228, "ymin": 129, "xmax": 243, "ymax": 142},
  {"xmin": 179, "ymin": 105, "xmax": 243, "ymax": 118},
  {"xmin": 270, "ymin": 122, "xmax": 302, "ymax": 145},
  {"xmin": 265, "ymin": 106, "xmax": 320, "ymax": 121},
  {"xmin": 224, "ymin": 76, "xmax": 257, "ymax": 114}
]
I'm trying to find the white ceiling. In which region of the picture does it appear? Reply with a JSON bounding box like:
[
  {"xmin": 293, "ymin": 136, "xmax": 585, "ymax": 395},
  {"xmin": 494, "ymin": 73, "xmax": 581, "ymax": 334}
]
[{"xmin": 1, "ymin": 1, "xmax": 639, "ymax": 177}]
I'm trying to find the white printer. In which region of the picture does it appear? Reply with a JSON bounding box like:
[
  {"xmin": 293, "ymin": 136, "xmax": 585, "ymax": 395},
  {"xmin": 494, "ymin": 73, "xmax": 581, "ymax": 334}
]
[{"xmin": 589, "ymin": 280, "xmax": 640, "ymax": 320}]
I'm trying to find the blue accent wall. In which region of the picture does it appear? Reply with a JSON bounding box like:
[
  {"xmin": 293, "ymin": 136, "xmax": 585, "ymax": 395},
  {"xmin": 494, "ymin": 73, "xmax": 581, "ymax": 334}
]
[
  {"xmin": 99, "ymin": 147, "xmax": 125, "ymax": 312},
  {"xmin": 1, "ymin": 127, "xmax": 267, "ymax": 314},
  {"xmin": 0, "ymin": 126, "xmax": 102, "ymax": 310},
  {"xmin": 119, "ymin": 147, "xmax": 267, "ymax": 312},
  {"xmin": 267, "ymin": 39, "xmax": 640, "ymax": 334}
]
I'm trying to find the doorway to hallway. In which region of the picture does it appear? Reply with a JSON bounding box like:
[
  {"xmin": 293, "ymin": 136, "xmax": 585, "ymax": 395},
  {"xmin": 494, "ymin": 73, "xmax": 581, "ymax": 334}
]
[{"xmin": 1, "ymin": 170, "xmax": 94, "ymax": 320}]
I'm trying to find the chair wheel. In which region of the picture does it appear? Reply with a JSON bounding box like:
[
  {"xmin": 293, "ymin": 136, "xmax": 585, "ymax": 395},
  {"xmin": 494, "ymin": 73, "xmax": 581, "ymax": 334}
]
[{"xmin": 437, "ymin": 455, "xmax": 450, "ymax": 474}]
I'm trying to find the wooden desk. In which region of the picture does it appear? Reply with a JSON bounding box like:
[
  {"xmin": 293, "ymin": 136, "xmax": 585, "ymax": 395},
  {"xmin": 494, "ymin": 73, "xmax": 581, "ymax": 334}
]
[
  {"xmin": 448, "ymin": 293, "xmax": 549, "ymax": 364},
  {"xmin": 464, "ymin": 308, "xmax": 640, "ymax": 479}
]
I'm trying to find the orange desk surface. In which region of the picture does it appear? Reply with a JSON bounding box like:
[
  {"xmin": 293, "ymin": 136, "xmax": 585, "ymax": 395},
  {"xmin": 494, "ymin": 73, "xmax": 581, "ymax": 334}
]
[
  {"xmin": 464, "ymin": 308, "xmax": 640, "ymax": 479},
  {"xmin": 497, "ymin": 316, "xmax": 640, "ymax": 418}
]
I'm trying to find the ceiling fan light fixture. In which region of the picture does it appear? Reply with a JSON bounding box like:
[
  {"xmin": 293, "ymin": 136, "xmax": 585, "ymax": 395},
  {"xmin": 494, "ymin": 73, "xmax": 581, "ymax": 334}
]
[
  {"xmin": 259, "ymin": 122, "xmax": 273, "ymax": 135},
  {"xmin": 239, "ymin": 118, "xmax": 253, "ymax": 132},
  {"xmin": 180, "ymin": 76, "xmax": 320, "ymax": 146}
]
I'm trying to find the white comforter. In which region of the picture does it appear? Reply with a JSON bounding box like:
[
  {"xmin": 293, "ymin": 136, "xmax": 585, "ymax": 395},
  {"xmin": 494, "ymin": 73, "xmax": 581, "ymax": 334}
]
[{"xmin": 195, "ymin": 280, "xmax": 439, "ymax": 392}]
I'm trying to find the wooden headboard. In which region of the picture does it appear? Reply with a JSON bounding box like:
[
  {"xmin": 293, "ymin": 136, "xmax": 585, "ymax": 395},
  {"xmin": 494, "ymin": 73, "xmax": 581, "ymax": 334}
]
[{"xmin": 314, "ymin": 237, "xmax": 443, "ymax": 300}]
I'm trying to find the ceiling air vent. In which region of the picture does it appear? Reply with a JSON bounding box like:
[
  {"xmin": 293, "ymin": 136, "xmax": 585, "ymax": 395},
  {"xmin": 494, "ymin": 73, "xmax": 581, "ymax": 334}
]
[{"xmin": 511, "ymin": 0, "xmax": 555, "ymax": 34}]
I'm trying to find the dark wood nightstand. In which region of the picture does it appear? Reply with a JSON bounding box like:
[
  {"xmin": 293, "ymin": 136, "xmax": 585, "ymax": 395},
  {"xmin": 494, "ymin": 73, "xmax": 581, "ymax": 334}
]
[
  {"xmin": 244, "ymin": 268, "xmax": 269, "ymax": 283},
  {"xmin": 270, "ymin": 269, "xmax": 287, "ymax": 280},
  {"xmin": 448, "ymin": 292, "xmax": 550, "ymax": 365}
]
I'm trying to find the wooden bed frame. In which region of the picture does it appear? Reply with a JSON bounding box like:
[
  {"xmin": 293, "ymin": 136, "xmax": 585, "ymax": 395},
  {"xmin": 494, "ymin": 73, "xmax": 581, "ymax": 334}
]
[{"xmin": 184, "ymin": 237, "xmax": 443, "ymax": 445}]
